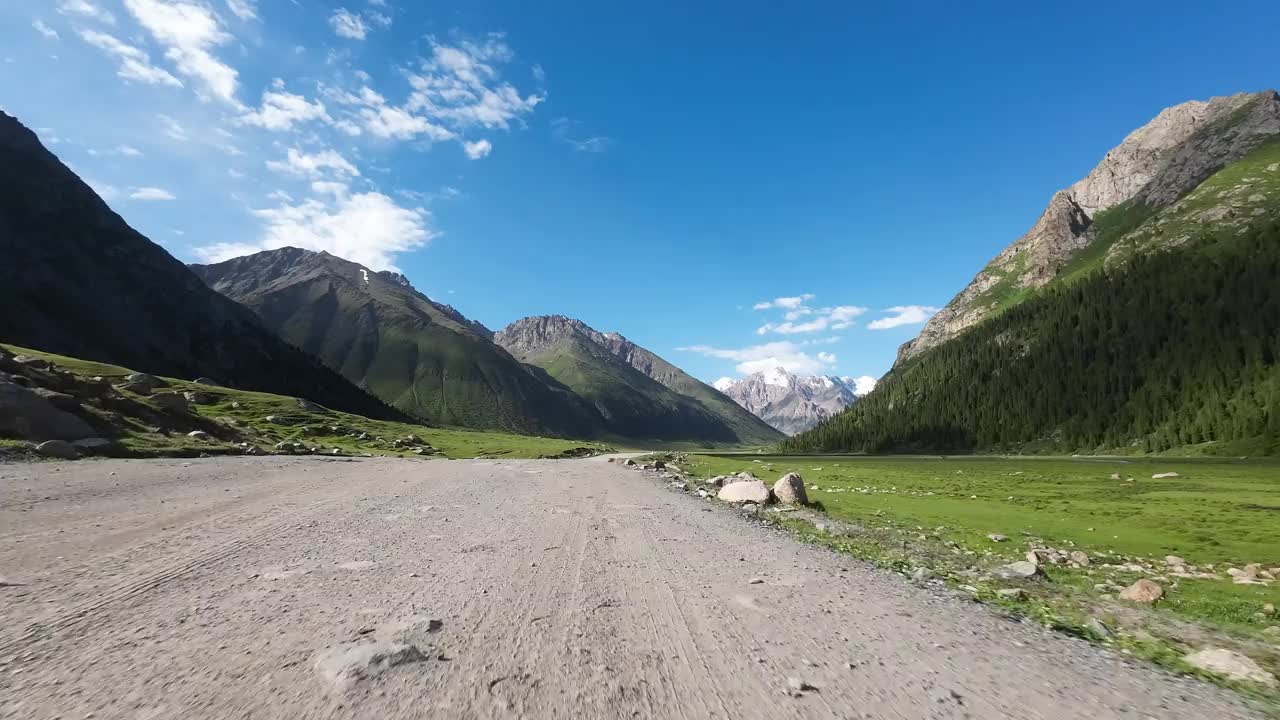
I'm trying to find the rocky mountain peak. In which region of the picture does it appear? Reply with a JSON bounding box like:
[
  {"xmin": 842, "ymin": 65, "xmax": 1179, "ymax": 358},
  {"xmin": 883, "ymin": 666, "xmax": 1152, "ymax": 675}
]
[
  {"xmin": 494, "ymin": 315, "xmax": 611, "ymax": 354},
  {"xmin": 715, "ymin": 368, "xmax": 872, "ymax": 435},
  {"xmin": 896, "ymin": 89, "xmax": 1280, "ymax": 365}
]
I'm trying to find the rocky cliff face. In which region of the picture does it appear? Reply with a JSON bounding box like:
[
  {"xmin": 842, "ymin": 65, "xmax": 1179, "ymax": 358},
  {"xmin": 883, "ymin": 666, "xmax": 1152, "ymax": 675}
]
[
  {"xmin": 896, "ymin": 90, "xmax": 1280, "ymax": 365},
  {"xmin": 715, "ymin": 367, "xmax": 870, "ymax": 435}
]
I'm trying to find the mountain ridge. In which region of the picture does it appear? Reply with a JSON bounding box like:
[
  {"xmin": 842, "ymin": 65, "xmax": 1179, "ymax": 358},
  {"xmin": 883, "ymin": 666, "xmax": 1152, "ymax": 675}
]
[
  {"xmin": 495, "ymin": 316, "xmax": 784, "ymax": 445},
  {"xmin": 897, "ymin": 89, "xmax": 1280, "ymax": 365},
  {"xmin": 715, "ymin": 367, "xmax": 869, "ymax": 435},
  {"xmin": 192, "ymin": 249, "xmax": 602, "ymax": 437},
  {"xmin": 0, "ymin": 111, "xmax": 408, "ymax": 422}
]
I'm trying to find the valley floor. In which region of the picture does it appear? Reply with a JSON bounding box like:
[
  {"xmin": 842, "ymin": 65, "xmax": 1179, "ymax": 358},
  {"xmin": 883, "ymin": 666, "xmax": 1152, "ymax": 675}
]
[{"xmin": 0, "ymin": 456, "xmax": 1260, "ymax": 718}]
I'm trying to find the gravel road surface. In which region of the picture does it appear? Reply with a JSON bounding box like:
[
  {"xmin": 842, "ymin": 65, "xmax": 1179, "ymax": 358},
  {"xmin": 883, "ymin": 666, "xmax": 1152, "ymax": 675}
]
[{"xmin": 0, "ymin": 456, "xmax": 1260, "ymax": 719}]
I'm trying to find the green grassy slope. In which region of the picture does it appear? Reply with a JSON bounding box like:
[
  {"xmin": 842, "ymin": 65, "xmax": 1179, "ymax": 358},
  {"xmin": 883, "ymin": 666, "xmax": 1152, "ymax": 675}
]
[
  {"xmin": 1, "ymin": 343, "xmax": 610, "ymax": 460},
  {"xmin": 785, "ymin": 207, "xmax": 1280, "ymax": 455}
]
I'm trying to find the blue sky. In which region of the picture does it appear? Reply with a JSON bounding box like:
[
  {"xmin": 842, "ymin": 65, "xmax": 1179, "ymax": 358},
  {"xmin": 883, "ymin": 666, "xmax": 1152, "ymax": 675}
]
[{"xmin": 3, "ymin": 1, "xmax": 1278, "ymax": 387}]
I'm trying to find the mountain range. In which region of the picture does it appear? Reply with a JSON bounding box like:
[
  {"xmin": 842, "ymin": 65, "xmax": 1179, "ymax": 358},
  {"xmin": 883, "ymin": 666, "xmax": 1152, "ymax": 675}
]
[
  {"xmin": 713, "ymin": 368, "xmax": 870, "ymax": 435},
  {"xmin": 494, "ymin": 316, "xmax": 783, "ymax": 445},
  {"xmin": 789, "ymin": 90, "xmax": 1280, "ymax": 456},
  {"xmin": 0, "ymin": 111, "xmax": 405, "ymax": 422}
]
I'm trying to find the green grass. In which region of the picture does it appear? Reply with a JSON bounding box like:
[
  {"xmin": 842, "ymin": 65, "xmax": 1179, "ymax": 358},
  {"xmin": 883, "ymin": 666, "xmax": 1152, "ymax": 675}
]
[
  {"xmin": 675, "ymin": 453, "xmax": 1280, "ymax": 702},
  {"xmin": 2, "ymin": 344, "xmax": 612, "ymax": 460}
]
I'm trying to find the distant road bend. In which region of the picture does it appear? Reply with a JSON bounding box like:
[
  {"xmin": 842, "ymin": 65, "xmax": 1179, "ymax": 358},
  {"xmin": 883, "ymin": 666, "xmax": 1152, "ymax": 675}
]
[{"xmin": 0, "ymin": 457, "xmax": 1258, "ymax": 719}]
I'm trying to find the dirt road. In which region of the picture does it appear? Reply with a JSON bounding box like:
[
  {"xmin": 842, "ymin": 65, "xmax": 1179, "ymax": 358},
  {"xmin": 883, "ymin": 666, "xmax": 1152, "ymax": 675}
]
[{"xmin": 0, "ymin": 456, "xmax": 1259, "ymax": 719}]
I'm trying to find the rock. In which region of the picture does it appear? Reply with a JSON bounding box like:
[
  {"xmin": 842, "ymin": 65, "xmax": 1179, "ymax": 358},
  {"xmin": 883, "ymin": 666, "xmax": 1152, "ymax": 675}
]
[
  {"xmin": 911, "ymin": 567, "xmax": 934, "ymax": 583},
  {"xmin": 785, "ymin": 677, "xmax": 814, "ymax": 697},
  {"xmin": 72, "ymin": 437, "xmax": 111, "ymax": 450},
  {"xmin": 150, "ymin": 392, "xmax": 191, "ymax": 412},
  {"xmin": 1264, "ymin": 603, "xmax": 1276, "ymax": 616},
  {"xmin": 718, "ymin": 480, "xmax": 771, "ymax": 504},
  {"xmin": 987, "ymin": 534, "xmax": 1009, "ymax": 543},
  {"xmin": 725, "ymin": 471, "xmax": 760, "ymax": 485},
  {"xmin": 652, "ymin": 459, "xmax": 666, "ymax": 470},
  {"xmin": 992, "ymin": 561, "xmax": 1041, "ymax": 580},
  {"xmin": 748, "ymin": 577, "xmax": 764, "ymax": 585},
  {"xmin": 183, "ymin": 391, "xmax": 216, "ymax": 405},
  {"xmin": 121, "ymin": 373, "xmax": 166, "ymax": 394},
  {"xmin": 193, "ymin": 377, "xmax": 223, "ymax": 386},
  {"xmin": 1069, "ymin": 551, "xmax": 1090, "ymax": 566},
  {"xmin": 1109, "ymin": 473, "xmax": 1122, "ymax": 480},
  {"xmin": 296, "ymin": 398, "xmax": 329, "ymax": 413},
  {"xmin": 1118, "ymin": 579, "xmax": 1163, "ymax": 604},
  {"xmin": 1165, "ymin": 555, "xmax": 1186, "ymax": 568},
  {"xmin": 996, "ymin": 588, "xmax": 1025, "ymax": 600},
  {"xmin": 623, "ymin": 458, "xmax": 635, "ymax": 466},
  {"xmin": 1084, "ymin": 617, "xmax": 1112, "ymax": 639},
  {"xmin": 1151, "ymin": 472, "xmax": 1180, "ymax": 479},
  {"xmin": 264, "ymin": 415, "xmax": 289, "ymax": 425},
  {"xmin": 187, "ymin": 430, "xmax": 212, "ymax": 441},
  {"xmin": 0, "ymin": 380, "xmax": 97, "ymax": 441},
  {"xmin": 1183, "ymin": 649, "xmax": 1276, "ymax": 686},
  {"xmin": 36, "ymin": 439, "xmax": 78, "ymax": 459},
  {"xmin": 772, "ymin": 473, "xmax": 807, "ymax": 505},
  {"xmin": 33, "ymin": 387, "xmax": 79, "ymax": 410},
  {"xmin": 314, "ymin": 642, "xmax": 428, "ymax": 692},
  {"xmin": 12, "ymin": 354, "xmax": 51, "ymax": 369}
]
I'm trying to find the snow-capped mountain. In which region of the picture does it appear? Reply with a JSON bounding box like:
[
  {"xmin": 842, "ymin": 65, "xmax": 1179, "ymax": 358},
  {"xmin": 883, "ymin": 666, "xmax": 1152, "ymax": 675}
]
[{"xmin": 714, "ymin": 368, "xmax": 874, "ymax": 435}]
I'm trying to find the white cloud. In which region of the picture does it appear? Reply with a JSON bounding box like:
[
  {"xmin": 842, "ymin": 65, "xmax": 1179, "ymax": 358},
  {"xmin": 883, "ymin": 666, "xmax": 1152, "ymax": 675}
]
[
  {"xmin": 123, "ymin": 0, "xmax": 240, "ymax": 105},
  {"xmin": 329, "ymin": 9, "xmax": 368, "ymax": 39},
  {"xmin": 33, "ymin": 20, "xmax": 60, "ymax": 40},
  {"xmin": 114, "ymin": 144, "xmax": 143, "ymax": 157},
  {"xmin": 867, "ymin": 305, "xmax": 940, "ymax": 330},
  {"xmin": 551, "ymin": 117, "xmax": 611, "ymax": 153},
  {"xmin": 753, "ymin": 294, "xmax": 814, "ymax": 311},
  {"xmin": 79, "ymin": 30, "xmax": 183, "ymax": 88},
  {"xmin": 224, "ymin": 0, "xmax": 256, "ymax": 20},
  {"xmin": 58, "ymin": 0, "xmax": 115, "ymax": 24},
  {"xmin": 679, "ymin": 341, "xmax": 838, "ymax": 377},
  {"xmin": 756, "ymin": 304, "xmax": 867, "ymax": 335},
  {"xmin": 241, "ymin": 86, "xmax": 331, "ymax": 131},
  {"xmin": 196, "ymin": 190, "xmax": 435, "ymax": 271},
  {"xmin": 130, "ymin": 186, "xmax": 176, "ymax": 200},
  {"xmin": 158, "ymin": 114, "xmax": 188, "ymax": 140},
  {"xmin": 406, "ymin": 35, "xmax": 543, "ymax": 131},
  {"xmin": 265, "ymin": 147, "xmax": 360, "ymax": 178},
  {"xmin": 849, "ymin": 375, "xmax": 877, "ymax": 396},
  {"xmin": 463, "ymin": 139, "xmax": 492, "ymax": 159}
]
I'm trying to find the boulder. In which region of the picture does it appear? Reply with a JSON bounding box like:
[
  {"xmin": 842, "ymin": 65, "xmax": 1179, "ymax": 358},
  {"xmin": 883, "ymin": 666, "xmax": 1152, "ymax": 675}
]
[
  {"xmin": 652, "ymin": 459, "xmax": 666, "ymax": 470},
  {"xmin": 184, "ymin": 391, "xmax": 216, "ymax": 405},
  {"xmin": 72, "ymin": 437, "xmax": 111, "ymax": 450},
  {"xmin": 193, "ymin": 377, "xmax": 224, "ymax": 386},
  {"xmin": 725, "ymin": 471, "xmax": 759, "ymax": 485},
  {"xmin": 122, "ymin": 373, "xmax": 167, "ymax": 393},
  {"xmin": 1069, "ymin": 551, "xmax": 1090, "ymax": 566},
  {"xmin": 718, "ymin": 480, "xmax": 771, "ymax": 504},
  {"xmin": 150, "ymin": 392, "xmax": 191, "ymax": 412},
  {"xmin": 992, "ymin": 561, "xmax": 1041, "ymax": 580},
  {"xmin": 187, "ymin": 430, "xmax": 212, "ymax": 441},
  {"xmin": 0, "ymin": 381, "xmax": 97, "ymax": 441},
  {"xmin": 13, "ymin": 355, "xmax": 51, "ymax": 369},
  {"xmin": 33, "ymin": 387, "xmax": 79, "ymax": 410},
  {"xmin": 1183, "ymin": 649, "xmax": 1276, "ymax": 686},
  {"xmin": 623, "ymin": 458, "xmax": 636, "ymax": 466},
  {"xmin": 297, "ymin": 398, "xmax": 330, "ymax": 413},
  {"xmin": 36, "ymin": 440, "xmax": 78, "ymax": 459},
  {"xmin": 1118, "ymin": 579, "xmax": 1163, "ymax": 604},
  {"xmin": 772, "ymin": 472, "xmax": 807, "ymax": 505},
  {"xmin": 1165, "ymin": 555, "xmax": 1186, "ymax": 568}
]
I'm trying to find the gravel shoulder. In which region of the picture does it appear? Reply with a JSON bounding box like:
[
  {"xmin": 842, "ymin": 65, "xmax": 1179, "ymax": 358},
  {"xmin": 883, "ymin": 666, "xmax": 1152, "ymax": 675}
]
[{"xmin": 0, "ymin": 456, "xmax": 1262, "ymax": 719}]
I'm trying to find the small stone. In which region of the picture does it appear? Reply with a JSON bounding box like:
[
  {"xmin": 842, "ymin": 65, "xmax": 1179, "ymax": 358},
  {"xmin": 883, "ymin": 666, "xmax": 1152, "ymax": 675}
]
[
  {"xmin": 1183, "ymin": 648, "xmax": 1276, "ymax": 686},
  {"xmin": 785, "ymin": 677, "xmax": 814, "ymax": 696},
  {"xmin": 1084, "ymin": 617, "xmax": 1112, "ymax": 639},
  {"xmin": 1165, "ymin": 555, "xmax": 1186, "ymax": 568},
  {"xmin": 992, "ymin": 561, "xmax": 1041, "ymax": 580},
  {"xmin": 187, "ymin": 430, "xmax": 211, "ymax": 441},
  {"xmin": 996, "ymin": 588, "xmax": 1025, "ymax": 600},
  {"xmin": 748, "ymin": 577, "xmax": 764, "ymax": 585},
  {"xmin": 1151, "ymin": 472, "xmax": 1180, "ymax": 479},
  {"xmin": 1118, "ymin": 579, "xmax": 1163, "ymax": 604},
  {"xmin": 1263, "ymin": 603, "xmax": 1275, "ymax": 616},
  {"xmin": 987, "ymin": 534, "xmax": 1008, "ymax": 543},
  {"xmin": 1069, "ymin": 551, "xmax": 1090, "ymax": 566}
]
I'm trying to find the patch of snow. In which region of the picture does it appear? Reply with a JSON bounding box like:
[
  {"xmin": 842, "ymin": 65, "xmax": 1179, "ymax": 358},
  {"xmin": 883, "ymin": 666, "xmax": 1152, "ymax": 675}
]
[
  {"xmin": 713, "ymin": 377, "xmax": 737, "ymax": 391},
  {"xmin": 762, "ymin": 365, "xmax": 793, "ymax": 388},
  {"xmin": 360, "ymin": 268, "xmax": 369, "ymax": 285}
]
